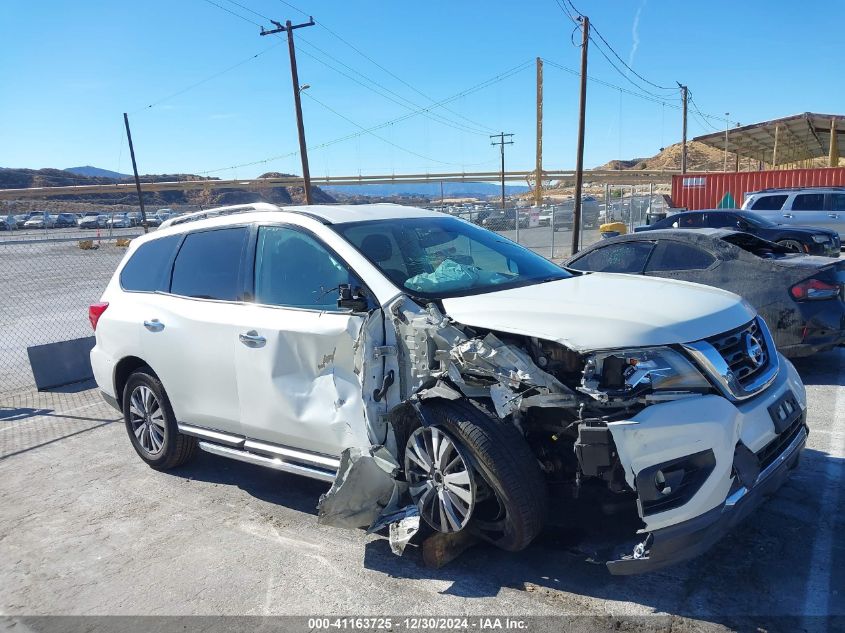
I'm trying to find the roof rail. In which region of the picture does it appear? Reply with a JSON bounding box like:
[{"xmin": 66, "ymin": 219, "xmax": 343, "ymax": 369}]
[
  {"xmin": 748, "ymin": 186, "xmax": 845, "ymax": 195},
  {"xmin": 159, "ymin": 203, "xmax": 282, "ymax": 229}
]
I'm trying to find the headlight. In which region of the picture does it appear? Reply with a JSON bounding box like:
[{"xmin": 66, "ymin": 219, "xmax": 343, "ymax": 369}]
[
  {"xmin": 582, "ymin": 346, "xmax": 710, "ymax": 399},
  {"xmin": 811, "ymin": 235, "xmax": 829, "ymax": 244}
]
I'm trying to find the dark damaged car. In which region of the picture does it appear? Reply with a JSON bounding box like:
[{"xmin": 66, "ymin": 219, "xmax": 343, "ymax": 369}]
[
  {"xmin": 565, "ymin": 228, "xmax": 845, "ymax": 358},
  {"xmin": 89, "ymin": 204, "xmax": 809, "ymax": 574}
]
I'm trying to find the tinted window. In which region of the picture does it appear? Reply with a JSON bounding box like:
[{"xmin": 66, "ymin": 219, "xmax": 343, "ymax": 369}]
[
  {"xmin": 791, "ymin": 194, "xmax": 824, "ymax": 211},
  {"xmin": 568, "ymin": 242, "xmax": 654, "ymax": 274},
  {"xmin": 672, "ymin": 212, "xmax": 704, "ymax": 228},
  {"xmin": 170, "ymin": 228, "xmax": 247, "ymax": 300},
  {"xmin": 120, "ymin": 235, "xmax": 180, "ymax": 292},
  {"xmin": 705, "ymin": 212, "xmax": 740, "ymax": 228},
  {"xmin": 255, "ymin": 226, "xmax": 354, "ymax": 310},
  {"xmin": 750, "ymin": 195, "xmax": 787, "ymax": 211},
  {"xmin": 829, "ymin": 193, "xmax": 845, "ymax": 212},
  {"xmin": 646, "ymin": 242, "xmax": 716, "ymax": 271}
]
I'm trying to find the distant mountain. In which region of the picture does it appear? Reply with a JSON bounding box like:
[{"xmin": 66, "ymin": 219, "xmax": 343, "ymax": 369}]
[
  {"xmin": 323, "ymin": 182, "xmax": 529, "ymax": 198},
  {"xmin": 66, "ymin": 166, "xmax": 130, "ymax": 180},
  {"xmin": 0, "ymin": 167, "xmax": 336, "ymax": 208}
]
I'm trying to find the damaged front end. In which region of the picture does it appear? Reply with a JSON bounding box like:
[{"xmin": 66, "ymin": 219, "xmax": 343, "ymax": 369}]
[{"xmin": 317, "ymin": 294, "xmax": 807, "ymax": 574}]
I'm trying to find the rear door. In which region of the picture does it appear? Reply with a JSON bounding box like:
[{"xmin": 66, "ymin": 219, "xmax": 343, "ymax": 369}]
[
  {"xmin": 826, "ymin": 192, "xmax": 845, "ymax": 239},
  {"xmin": 139, "ymin": 226, "xmax": 249, "ymax": 433},
  {"xmin": 233, "ymin": 224, "xmax": 376, "ymax": 457}
]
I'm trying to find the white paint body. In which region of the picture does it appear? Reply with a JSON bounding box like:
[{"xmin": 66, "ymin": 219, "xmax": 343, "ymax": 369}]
[{"xmin": 91, "ymin": 204, "xmax": 807, "ymax": 536}]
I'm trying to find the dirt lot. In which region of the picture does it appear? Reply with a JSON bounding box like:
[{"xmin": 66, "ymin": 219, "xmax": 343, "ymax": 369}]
[{"xmin": 0, "ymin": 349, "xmax": 843, "ymax": 632}]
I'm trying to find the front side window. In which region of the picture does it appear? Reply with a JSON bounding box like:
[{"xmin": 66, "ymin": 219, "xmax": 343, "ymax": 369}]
[
  {"xmin": 706, "ymin": 212, "xmax": 741, "ymax": 229},
  {"xmin": 254, "ymin": 226, "xmax": 354, "ymax": 310},
  {"xmin": 568, "ymin": 241, "xmax": 655, "ymax": 274},
  {"xmin": 170, "ymin": 227, "xmax": 248, "ymax": 300},
  {"xmin": 646, "ymin": 241, "xmax": 716, "ymax": 272},
  {"xmin": 750, "ymin": 195, "xmax": 787, "ymax": 211},
  {"xmin": 791, "ymin": 193, "xmax": 824, "ymax": 211},
  {"xmin": 335, "ymin": 216, "xmax": 570, "ymax": 298},
  {"xmin": 120, "ymin": 235, "xmax": 180, "ymax": 292}
]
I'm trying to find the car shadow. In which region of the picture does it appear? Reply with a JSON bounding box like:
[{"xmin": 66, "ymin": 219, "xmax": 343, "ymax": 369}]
[
  {"xmin": 361, "ymin": 448, "xmax": 845, "ymax": 629},
  {"xmin": 164, "ymin": 449, "xmax": 329, "ymax": 517},
  {"xmin": 790, "ymin": 347, "xmax": 845, "ymax": 386}
]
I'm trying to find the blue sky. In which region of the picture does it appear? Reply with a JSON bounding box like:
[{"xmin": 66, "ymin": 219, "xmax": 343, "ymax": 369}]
[{"xmin": 1, "ymin": 1, "xmax": 842, "ymax": 179}]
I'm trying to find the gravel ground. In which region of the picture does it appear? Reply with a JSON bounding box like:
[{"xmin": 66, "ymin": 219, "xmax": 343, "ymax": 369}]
[{"xmin": 0, "ymin": 348, "xmax": 842, "ymax": 632}]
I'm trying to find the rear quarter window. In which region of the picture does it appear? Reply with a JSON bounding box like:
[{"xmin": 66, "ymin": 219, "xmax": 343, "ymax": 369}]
[{"xmin": 119, "ymin": 235, "xmax": 181, "ymax": 292}]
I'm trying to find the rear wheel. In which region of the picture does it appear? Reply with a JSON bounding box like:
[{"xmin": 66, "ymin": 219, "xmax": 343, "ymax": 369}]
[
  {"xmin": 405, "ymin": 399, "xmax": 548, "ymax": 552},
  {"xmin": 122, "ymin": 368, "xmax": 197, "ymax": 471},
  {"xmin": 777, "ymin": 239, "xmax": 805, "ymax": 253}
]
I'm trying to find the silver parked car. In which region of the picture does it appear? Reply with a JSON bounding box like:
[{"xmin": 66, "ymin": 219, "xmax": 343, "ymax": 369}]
[{"xmin": 742, "ymin": 187, "xmax": 845, "ymax": 241}]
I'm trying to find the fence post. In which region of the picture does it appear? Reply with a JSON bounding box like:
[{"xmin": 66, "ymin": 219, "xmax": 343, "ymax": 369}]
[{"xmin": 550, "ymin": 206, "xmax": 555, "ymax": 259}]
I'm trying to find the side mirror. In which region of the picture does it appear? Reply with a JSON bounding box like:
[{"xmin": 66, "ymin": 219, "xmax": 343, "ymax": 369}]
[{"xmin": 337, "ymin": 283, "xmax": 369, "ymax": 312}]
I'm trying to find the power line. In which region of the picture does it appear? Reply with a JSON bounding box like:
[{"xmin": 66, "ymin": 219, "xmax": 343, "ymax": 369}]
[
  {"xmin": 302, "ymin": 91, "xmax": 477, "ymax": 167},
  {"xmin": 294, "ymin": 39, "xmax": 492, "ymax": 136},
  {"xmin": 688, "ymin": 91, "xmax": 725, "ymax": 130},
  {"xmin": 132, "ymin": 41, "xmax": 284, "ymax": 113},
  {"xmin": 198, "ymin": 61, "xmax": 531, "ymax": 175},
  {"xmin": 199, "ymin": 0, "xmax": 261, "ymax": 27}
]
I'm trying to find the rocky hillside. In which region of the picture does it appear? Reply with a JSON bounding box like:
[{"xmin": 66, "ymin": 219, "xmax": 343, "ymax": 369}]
[
  {"xmin": 595, "ymin": 141, "xmax": 727, "ymax": 172},
  {"xmin": 0, "ymin": 167, "xmax": 335, "ymax": 211}
]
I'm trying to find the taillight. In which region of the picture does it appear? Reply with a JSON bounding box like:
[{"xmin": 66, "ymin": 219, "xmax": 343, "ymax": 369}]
[
  {"xmin": 789, "ymin": 278, "xmax": 841, "ymax": 301},
  {"xmin": 89, "ymin": 302, "xmax": 109, "ymax": 330}
]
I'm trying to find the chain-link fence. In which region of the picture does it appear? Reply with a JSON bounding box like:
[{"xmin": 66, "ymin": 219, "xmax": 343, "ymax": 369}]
[
  {"xmin": 0, "ymin": 189, "xmax": 670, "ymax": 397},
  {"xmin": 431, "ymin": 187, "xmax": 670, "ymax": 260}
]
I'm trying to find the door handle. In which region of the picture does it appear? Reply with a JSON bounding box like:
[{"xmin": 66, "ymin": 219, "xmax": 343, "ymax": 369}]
[
  {"xmin": 828, "ymin": 213, "xmax": 839, "ymax": 219},
  {"xmin": 239, "ymin": 330, "xmax": 266, "ymax": 348},
  {"xmin": 143, "ymin": 319, "xmax": 164, "ymax": 332},
  {"xmin": 782, "ymin": 213, "xmax": 793, "ymax": 219}
]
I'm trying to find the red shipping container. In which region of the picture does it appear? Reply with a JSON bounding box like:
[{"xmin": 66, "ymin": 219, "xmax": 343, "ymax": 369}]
[{"xmin": 671, "ymin": 167, "xmax": 845, "ymax": 210}]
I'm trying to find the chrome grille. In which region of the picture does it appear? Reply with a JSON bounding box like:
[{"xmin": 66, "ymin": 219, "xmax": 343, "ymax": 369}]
[
  {"xmin": 682, "ymin": 317, "xmax": 780, "ymax": 401},
  {"xmin": 707, "ymin": 319, "xmax": 769, "ymax": 388}
]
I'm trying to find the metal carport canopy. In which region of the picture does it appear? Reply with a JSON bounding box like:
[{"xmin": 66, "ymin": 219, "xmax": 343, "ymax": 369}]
[{"xmin": 693, "ymin": 112, "xmax": 844, "ymax": 167}]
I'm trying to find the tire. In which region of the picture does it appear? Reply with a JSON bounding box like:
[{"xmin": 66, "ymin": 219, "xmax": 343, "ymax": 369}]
[
  {"xmin": 122, "ymin": 367, "xmax": 197, "ymax": 471},
  {"xmin": 408, "ymin": 399, "xmax": 548, "ymax": 552},
  {"xmin": 777, "ymin": 239, "xmax": 804, "ymax": 253}
]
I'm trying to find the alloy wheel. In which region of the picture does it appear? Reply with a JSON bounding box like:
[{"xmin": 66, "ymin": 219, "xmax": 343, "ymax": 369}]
[
  {"xmin": 129, "ymin": 385, "xmax": 166, "ymax": 455},
  {"xmin": 405, "ymin": 426, "xmax": 476, "ymax": 533}
]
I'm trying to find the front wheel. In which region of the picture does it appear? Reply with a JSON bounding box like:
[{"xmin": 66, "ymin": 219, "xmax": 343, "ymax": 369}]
[
  {"xmin": 777, "ymin": 239, "xmax": 805, "ymax": 253},
  {"xmin": 122, "ymin": 367, "xmax": 197, "ymax": 471},
  {"xmin": 404, "ymin": 400, "xmax": 548, "ymax": 552}
]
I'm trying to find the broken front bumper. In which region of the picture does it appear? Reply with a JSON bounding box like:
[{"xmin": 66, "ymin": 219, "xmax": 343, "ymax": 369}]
[{"xmin": 607, "ymin": 414, "xmax": 807, "ymax": 575}]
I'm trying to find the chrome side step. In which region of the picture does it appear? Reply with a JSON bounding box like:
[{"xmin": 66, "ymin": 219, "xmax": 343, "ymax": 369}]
[
  {"xmin": 197, "ymin": 441, "xmax": 337, "ymax": 483},
  {"xmin": 178, "ymin": 424, "xmax": 244, "ymax": 448}
]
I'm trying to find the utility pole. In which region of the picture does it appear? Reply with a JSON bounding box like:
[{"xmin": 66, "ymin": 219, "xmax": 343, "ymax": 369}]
[
  {"xmin": 122, "ymin": 113, "xmax": 148, "ymax": 234},
  {"xmin": 490, "ymin": 133, "xmax": 514, "ymax": 211},
  {"xmin": 723, "ymin": 113, "xmax": 730, "ymax": 172},
  {"xmin": 678, "ymin": 83, "xmax": 688, "ymax": 174},
  {"xmin": 535, "ymin": 57, "xmax": 544, "ymax": 208},
  {"xmin": 261, "ymin": 17, "xmax": 316, "ymax": 204},
  {"xmin": 571, "ymin": 15, "xmax": 589, "ymax": 256}
]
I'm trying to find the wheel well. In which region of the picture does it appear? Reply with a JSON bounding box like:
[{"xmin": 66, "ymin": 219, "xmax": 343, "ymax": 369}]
[{"xmin": 113, "ymin": 356, "xmax": 155, "ymax": 410}]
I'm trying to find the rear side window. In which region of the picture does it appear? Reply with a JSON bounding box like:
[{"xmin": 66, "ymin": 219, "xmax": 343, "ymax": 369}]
[
  {"xmin": 792, "ymin": 193, "xmax": 824, "ymax": 211},
  {"xmin": 120, "ymin": 235, "xmax": 180, "ymax": 292},
  {"xmin": 750, "ymin": 195, "xmax": 787, "ymax": 211},
  {"xmin": 672, "ymin": 213, "xmax": 704, "ymax": 228},
  {"xmin": 646, "ymin": 242, "xmax": 716, "ymax": 272},
  {"xmin": 568, "ymin": 242, "xmax": 654, "ymax": 274},
  {"xmin": 170, "ymin": 227, "xmax": 248, "ymax": 300}
]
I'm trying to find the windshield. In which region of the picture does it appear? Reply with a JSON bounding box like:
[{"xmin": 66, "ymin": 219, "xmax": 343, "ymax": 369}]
[
  {"xmin": 334, "ymin": 216, "xmax": 570, "ymax": 298},
  {"xmin": 721, "ymin": 232, "xmax": 791, "ymax": 258}
]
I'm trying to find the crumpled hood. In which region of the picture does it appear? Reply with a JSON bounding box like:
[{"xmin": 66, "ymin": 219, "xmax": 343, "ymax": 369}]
[{"xmin": 441, "ymin": 272, "xmax": 755, "ymax": 352}]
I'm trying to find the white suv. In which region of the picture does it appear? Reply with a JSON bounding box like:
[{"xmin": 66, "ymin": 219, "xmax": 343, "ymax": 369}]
[
  {"xmin": 742, "ymin": 186, "xmax": 845, "ymax": 239},
  {"xmin": 90, "ymin": 203, "xmax": 808, "ymax": 574}
]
